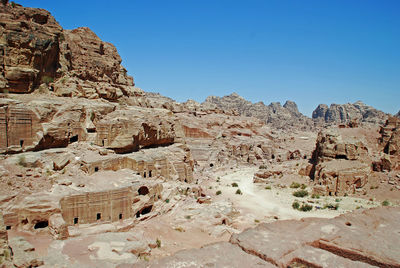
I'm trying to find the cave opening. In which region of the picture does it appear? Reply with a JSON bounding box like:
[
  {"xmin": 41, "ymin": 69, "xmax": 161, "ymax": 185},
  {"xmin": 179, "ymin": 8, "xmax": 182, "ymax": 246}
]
[
  {"xmin": 69, "ymin": 135, "xmax": 78, "ymax": 143},
  {"xmin": 97, "ymin": 213, "xmax": 101, "ymax": 220},
  {"xmin": 136, "ymin": 205, "xmax": 153, "ymax": 218},
  {"xmin": 20, "ymin": 140, "xmax": 24, "ymax": 147},
  {"xmin": 74, "ymin": 217, "xmax": 78, "ymax": 224},
  {"xmin": 34, "ymin": 220, "xmax": 48, "ymax": 229},
  {"xmin": 138, "ymin": 186, "xmax": 149, "ymax": 195}
]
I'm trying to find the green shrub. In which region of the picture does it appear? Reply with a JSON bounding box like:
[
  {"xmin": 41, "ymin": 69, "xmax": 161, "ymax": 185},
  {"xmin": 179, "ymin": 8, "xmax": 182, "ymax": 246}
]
[
  {"xmin": 17, "ymin": 155, "xmax": 27, "ymax": 167},
  {"xmin": 292, "ymin": 201, "xmax": 300, "ymax": 210},
  {"xmin": 300, "ymin": 184, "xmax": 307, "ymax": 190},
  {"xmin": 265, "ymin": 185, "xmax": 271, "ymax": 190},
  {"xmin": 156, "ymin": 238, "xmax": 161, "ymax": 248},
  {"xmin": 335, "ymin": 198, "xmax": 341, "ymax": 203},
  {"xmin": 41, "ymin": 75, "xmax": 54, "ymax": 85},
  {"xmin": 311, "ymin": 194, "xmax": 320, "ymax": 199},
  {"xmin": 165, "ymin": 199, "xmax": 170, "ymax": 203},
  {"xmin": 231, "ymin": 182, "xmax": 238, "ymax": 187},
  {"xmin": 254, "ymin": 219, "xmax": 260, "ymax": 223},
  {"xmin": 290, "ymin": 182, "xmax": 300, "ymax": 189},
  {"xmin": 300, "ymin": 204, "xmax": 313, "ymax": 212},
  {"xmin": 216, "ymin": 190, "xmax": 222, "ymax": 195},
  {"xmin": 259, "ymin": 165, "xmax": 267, "ymax": 169},
  {"xmin": 382, "ymin": 200, "xmax": 390, "ymax": 206},
  {"xmin": 293, "ymin": 189, "xmax": 308, "ymax": 198},
  {"xmin": 235, "ymin": 189, "xmax": 242, "ymax": 195},
  {"xmin": 324, "ymin": 203, "xmax": 339, "ymax": 210}
]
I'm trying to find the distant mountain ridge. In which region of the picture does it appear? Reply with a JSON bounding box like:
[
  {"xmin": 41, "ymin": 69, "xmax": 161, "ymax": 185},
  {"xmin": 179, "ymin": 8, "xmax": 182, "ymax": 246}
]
[
  {"xmin": 201, "ymin": 93, "xmax": 313, "ymax": 130},
  {"xmin": 312, "ymin": 101, "xmax": 388, "ymax": 125}
]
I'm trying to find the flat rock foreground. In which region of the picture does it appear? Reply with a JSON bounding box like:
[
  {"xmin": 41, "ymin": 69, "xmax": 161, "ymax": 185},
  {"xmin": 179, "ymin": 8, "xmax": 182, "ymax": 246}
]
[
  {"xmin": 0, "ymin": 1, "xmax": 400, "ymax": 268},
  {"xmin": 129, "ymin": 207, "xmax": 400, "ymax": 268}
]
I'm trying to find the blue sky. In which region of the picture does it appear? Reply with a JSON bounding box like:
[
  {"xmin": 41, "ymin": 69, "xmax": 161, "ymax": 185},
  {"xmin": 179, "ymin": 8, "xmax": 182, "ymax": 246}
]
[{"xmin": 19, "ymin": 0, "xmax": 400, "ymax": 116}]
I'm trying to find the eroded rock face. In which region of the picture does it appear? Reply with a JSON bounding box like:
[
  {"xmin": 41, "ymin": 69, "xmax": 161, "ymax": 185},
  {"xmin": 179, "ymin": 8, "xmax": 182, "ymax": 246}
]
[
  {"xmin": 202, "ymin": 93, "xmax": 313, "ymax": 130},
  {"xmin": 380, "ymin": 116, "xmax": 400, "ymax": 156},
  {"xmin": 54, "ymin": 27, "xmax": 140, "ymax": 100},
  {"xmin": 312, "ymin": 128, "xmax": 368, "ymax": 162},
  {"xmin": 136, "ymin": 207, "xmax": 400, "ymax": 268},
  {"xmin": 0, "ymin": 212, "xmax": 12, "ymax": 266},
  {"xmin": 95, "ymin": 107, "xmax": 185, "ymax": 154},
  {"xmin": 0, "ymin": 2, "xmax": 62, "ymax": 93},
  {"xmin": 133, "ymin": 242, "xmax": 274, "ymax": 268},
  {"xmin": 396, "ymin": 110, "xmax": 400, "ymax": 118},
  {"xmin": 312, "ymin": 101, "xmax": 387, "ymax": 125},
  {"xmin": 0, "ymin": 2, "xmax": 139, "ymax": 101},
  {"xmin": 311, "ymin": 128, "xmax": 371, "ymax": 195}
]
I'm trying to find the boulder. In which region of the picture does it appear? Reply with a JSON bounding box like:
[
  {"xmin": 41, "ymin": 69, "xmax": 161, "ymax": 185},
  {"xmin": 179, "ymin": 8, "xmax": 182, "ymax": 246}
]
[{"xmin": 9, "ymin": 237, "xmax": 44, "ymax": 268}]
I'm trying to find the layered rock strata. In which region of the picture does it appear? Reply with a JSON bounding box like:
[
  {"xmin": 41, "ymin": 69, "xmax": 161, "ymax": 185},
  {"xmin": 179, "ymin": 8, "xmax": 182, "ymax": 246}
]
[
  {"xmin": 311, "ymin": 128, "xmax": 371, "ymax": 196},
  {"xmin": 134, "ymin": 207, "xmax": 400, "ymax": 268}
]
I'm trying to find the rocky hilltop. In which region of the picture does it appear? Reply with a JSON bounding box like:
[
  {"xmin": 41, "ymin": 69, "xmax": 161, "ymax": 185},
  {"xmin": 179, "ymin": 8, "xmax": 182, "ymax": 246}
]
[
  {"xmin": 202, "ymin": 93, "xmax": 314, "ymax": 130},
  {"xmin": 396, "ymin": 110, "xmax": 400, "ymax": 118},
  {"xmin": 0, "ymin": 2, "xmax": 142, "ymax": 102},
  {"xmin": 312, "ymin": 101, "xmax": 388, "ymax": 125}
]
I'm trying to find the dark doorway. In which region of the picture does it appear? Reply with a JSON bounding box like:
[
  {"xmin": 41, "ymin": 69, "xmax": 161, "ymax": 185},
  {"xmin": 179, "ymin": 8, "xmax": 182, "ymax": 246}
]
[
  {"xmin": 149, "ymin": 170, "xmax": 152, "ymax": 177},
  {"xmin": 119, "ymin": 213, "xmax": 123, "ymax": 220},
  {"xmin": 74, "ymin": 217, "xmax": 78, "ymax": 224},
  {"xmin": 138, "ymin": 186, "xmax": 149, "ymax": 195},
  {"xmin": 20, "ymin": 140, "xmax": 24, "ymax": 147},
  {"xmin": 94, "ymin": 167, "xmax": 99, "ymax": 172},
  {"xmin": 69, "ymin": 135, "xmax": 78, "ymax": 143},
  {"xmin": 97, "ymin": 213, "xmax": 101, "ymax": 220},
  {"xmin": 34, "ymin": 220, "xmax": 48, "ymax": 229}
]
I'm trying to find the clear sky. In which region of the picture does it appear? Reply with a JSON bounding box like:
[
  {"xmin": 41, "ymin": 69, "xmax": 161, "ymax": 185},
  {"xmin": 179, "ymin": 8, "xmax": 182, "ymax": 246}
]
[{"xmin": 19, "ymin": 0, "xmax": 400, "ymax": 116}]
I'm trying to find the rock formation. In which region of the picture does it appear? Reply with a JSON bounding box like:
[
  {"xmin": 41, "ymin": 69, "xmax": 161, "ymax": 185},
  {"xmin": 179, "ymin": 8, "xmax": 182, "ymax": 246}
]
[
  {"xmin": 0, "ymin": 212, "xmax": 12, "ymax": 266},
  {"xmin": 0, "ymin": 2, "xmax": 140, "ymax": 101},
  {"xmin": 312, "ymin": 101, "xmax": 387, "ymax": 125},
  {"xmin": 202, "ymin": 93, "xmax": 314, "ymax": 130},
  {"xmin": 396, "ymin": 110, "xmax": 400, "ymax": 118},
  {"xmin": 311, "ymin": 128, "xmax": 371, "ymax": 196},
  {"xmin": 136, "ymin": 207, "xmax": 400, "ymax": 268}
]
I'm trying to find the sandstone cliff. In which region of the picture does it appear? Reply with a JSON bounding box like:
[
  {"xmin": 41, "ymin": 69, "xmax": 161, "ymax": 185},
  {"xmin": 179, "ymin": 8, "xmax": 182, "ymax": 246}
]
[
  {"xmin": 202, "ymin": 93, "xmax": 314, "ymax": 130},
  {"xmin": 312, "ymin": 101, "xmax": 387, "ymax": 125},
  {"xmin": 0, "ymin": 2, "xmax": 141, "ymax": 101}
]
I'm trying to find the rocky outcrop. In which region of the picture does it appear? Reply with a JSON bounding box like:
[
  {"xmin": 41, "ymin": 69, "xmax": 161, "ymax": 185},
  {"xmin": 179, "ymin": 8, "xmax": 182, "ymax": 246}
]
[
  {"xmin": 380, "ymin": 116, "xmax": 400, "ymax": 156},
  {"xmin": 9, "ymin": 237, "xmax": 44, "ymax": 267},
  {"xmin": 312, "ymin": 128, "xmax": 369, "ymax": 162},
  {"xmin": 95, "ymin": 107, "xmax": 185, "ymax": 154},
  {"xmin": 176, "ymin": 111, "xmax": 275, "ymax": 168},
  {"xmin": 0, "ymin": 2, "xmax": 62, "ymax": 93},
  {"xmin": 311, "ymin": 128, "xmax": 371, "ymax": 196},
  {"xmin": 312, "ymin": 101, "xmax": 387, "ymax": 125},
  {"xmin": 136, "ymin": 207, "xmax": 400, "ymax": 268},
  {"xmin": 396, "ymin": 110, "xmax": 400, "ymax": 118},
  {"xmin": 202, "ymin": 93, "xmax": 313, "ymax": 130},
  {"xmin": 0, "ymin": 212, "xmax": 12, "ymax": 266},
  {"xmin": 0, "ymin": 2, "xmax": 139, "ymax": 101},
  {"xmin": 374, "ymin": 116, "xmax": 400, "ymax": 171}
]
